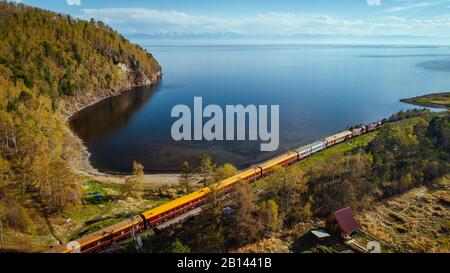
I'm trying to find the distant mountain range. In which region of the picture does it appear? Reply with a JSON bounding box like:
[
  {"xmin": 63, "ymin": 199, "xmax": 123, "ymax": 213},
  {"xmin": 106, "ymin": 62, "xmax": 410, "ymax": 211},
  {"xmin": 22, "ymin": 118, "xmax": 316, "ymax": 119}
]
[{"xmin": 126, "ymin": 32, "xmax": 450, "ymax": 46}]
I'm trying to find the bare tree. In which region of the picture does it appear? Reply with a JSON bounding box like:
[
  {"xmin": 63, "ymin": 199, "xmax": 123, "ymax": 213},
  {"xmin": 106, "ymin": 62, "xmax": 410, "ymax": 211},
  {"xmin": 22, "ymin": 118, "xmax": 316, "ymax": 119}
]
[{"xmin": 124, "ymin": 161, "xmax": 145, "ymax": 198}]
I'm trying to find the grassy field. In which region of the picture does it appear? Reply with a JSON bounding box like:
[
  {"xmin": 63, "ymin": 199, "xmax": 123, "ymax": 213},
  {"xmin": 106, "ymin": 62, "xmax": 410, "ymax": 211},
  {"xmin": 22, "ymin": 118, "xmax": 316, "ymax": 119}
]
[
  {"xmin": 357, "ymin": 181, "xmax": 449, "ymax": 253},
  {"xmin": 401, "ymin": 92, "xmax": 450, "ymax": 109}
]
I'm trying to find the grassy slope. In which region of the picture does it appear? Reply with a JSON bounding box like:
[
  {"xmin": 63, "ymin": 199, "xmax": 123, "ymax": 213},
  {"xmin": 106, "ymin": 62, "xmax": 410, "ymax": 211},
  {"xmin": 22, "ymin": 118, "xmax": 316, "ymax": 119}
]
[{"xmin": 357, "ymin": 181, "xmax": 449, "ymax": 253}]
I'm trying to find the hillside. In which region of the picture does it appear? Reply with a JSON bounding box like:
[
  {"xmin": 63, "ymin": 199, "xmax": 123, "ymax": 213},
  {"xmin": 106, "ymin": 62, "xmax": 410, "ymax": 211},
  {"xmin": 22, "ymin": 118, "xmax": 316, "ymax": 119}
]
[
  {"xmin": 0, "ymin": 2, "xmax": 161, "ymax": 251},
  {"xmin": 0, "ymin": 2, "xmax": 161, "ymax": 117}
]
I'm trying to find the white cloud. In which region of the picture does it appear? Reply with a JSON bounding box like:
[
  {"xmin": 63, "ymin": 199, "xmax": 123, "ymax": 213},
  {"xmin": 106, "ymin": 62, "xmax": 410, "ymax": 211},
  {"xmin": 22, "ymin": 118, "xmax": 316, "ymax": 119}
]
[
  {"xmin": 384, "ymin": 0, "xmax": 450, "ymax": 13},
  {"xmin": 80, "ymin": 8, "xmax": 370, "ymax": 35},
  {"xmin": 67, "ymin": 0, "xmax": 81, "ymax": 6},
  {"xmin": 367, "ymin": 0, "xmax": 382, "ymax": 6},
  {"xmin": 79, "ymin": 8, "xmax": 450, "ymax": 38}
]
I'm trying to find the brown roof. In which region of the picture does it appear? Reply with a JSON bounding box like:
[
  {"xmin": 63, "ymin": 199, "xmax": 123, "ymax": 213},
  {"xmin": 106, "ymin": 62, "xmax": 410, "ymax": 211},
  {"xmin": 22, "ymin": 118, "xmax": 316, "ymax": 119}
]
[{"xmin": 333, "ymin": 207, "xmax": 361, "ymax": 234}]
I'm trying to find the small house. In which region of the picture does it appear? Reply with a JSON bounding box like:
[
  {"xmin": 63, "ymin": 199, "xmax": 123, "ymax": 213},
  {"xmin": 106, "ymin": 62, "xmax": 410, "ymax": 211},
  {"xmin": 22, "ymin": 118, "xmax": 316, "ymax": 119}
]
[{"xmin": 326, "ymin": 207, "xmax": 361, "ymax": 239}]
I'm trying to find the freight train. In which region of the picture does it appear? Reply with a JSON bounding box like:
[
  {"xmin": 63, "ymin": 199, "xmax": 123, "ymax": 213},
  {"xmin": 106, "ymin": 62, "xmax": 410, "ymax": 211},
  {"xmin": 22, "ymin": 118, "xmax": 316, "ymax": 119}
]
[{"xmin": 58, "ymin": 121, "xmax": 381, "ymax": 253}]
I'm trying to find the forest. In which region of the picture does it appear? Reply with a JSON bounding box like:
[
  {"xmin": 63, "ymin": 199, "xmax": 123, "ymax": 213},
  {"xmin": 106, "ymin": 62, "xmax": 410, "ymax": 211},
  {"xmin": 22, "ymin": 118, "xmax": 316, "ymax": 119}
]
[{"xmin": 0, "ymin": 1, "xmax": 160, "ymax": 247}]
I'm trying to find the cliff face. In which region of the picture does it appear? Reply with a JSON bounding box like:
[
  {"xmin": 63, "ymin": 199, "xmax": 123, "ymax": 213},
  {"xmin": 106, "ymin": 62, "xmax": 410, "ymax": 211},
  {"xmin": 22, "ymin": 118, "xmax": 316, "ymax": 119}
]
[{"xmin": 60, "ymin": 64, "xmax": 162, "ymax": 119}]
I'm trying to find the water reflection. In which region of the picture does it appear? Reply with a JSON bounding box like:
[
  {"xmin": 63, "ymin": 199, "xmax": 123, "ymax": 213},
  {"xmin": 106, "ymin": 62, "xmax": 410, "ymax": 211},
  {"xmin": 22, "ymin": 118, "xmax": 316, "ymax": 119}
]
[{"xmin": 70, "ymin": 84, "xmax": 159, "ymax": 144}]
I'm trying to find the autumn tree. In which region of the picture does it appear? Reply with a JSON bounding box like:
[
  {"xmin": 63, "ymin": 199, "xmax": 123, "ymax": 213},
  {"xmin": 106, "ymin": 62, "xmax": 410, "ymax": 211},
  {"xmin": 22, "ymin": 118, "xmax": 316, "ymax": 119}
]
[
  {"xmin": 307, "ymin": 152, "xmax": 374, "ymax": 216},
  {"xmin": 260, "ymin": 199, "xmax": 280, "ymax": 235},
  {"xmin": 0, "ymin": 156, "xmax": 9, "ymax": 196},
  {"xmin": 265, "ymin": 166, "xmax": 311, "ymax": 226},
  {"xmin": 223, "ymin": 182, "xmax": 264, "ymax": 248},
  {"xmin": 124, "ymin": 161, "xmax": 145, "ymax": 198},
  {"xmin": 214, "ymin": 163, "xmax": 238, "ymax": 182}
]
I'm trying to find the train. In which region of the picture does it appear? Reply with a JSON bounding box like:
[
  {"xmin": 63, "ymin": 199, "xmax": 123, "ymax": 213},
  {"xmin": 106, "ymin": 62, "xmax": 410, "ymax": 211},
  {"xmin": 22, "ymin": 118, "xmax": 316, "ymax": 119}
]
[{"xmin": 57, "ymin": 121, "xmax": 381, "ymax": 253}]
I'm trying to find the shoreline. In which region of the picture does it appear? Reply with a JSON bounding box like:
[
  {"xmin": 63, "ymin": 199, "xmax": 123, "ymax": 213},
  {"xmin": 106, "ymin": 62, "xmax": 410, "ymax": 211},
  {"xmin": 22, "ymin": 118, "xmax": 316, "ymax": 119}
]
[{"xmin": 61, "ymin": 71, "xmax": 197, "ymax": 186}]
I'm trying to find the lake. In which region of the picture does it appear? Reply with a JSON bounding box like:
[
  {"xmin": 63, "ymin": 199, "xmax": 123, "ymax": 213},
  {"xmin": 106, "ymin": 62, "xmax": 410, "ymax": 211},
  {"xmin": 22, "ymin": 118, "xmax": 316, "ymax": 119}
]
[{"xmin": 70, "ymin": 44, "xmax": 450, "ymax": 173}]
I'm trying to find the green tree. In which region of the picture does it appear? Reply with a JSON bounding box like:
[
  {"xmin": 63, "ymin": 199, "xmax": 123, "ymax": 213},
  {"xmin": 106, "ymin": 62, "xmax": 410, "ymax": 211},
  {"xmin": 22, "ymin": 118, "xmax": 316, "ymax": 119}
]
[{"xmin": 167, "ymin": 239, "xmax": 190, "ymax": 253}]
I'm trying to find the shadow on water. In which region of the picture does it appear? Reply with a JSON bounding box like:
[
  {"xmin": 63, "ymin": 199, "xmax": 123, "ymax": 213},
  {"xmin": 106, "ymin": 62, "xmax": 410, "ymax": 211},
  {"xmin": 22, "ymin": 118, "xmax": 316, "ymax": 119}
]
[{"xmin": 70, "ymin": 83, "xmax": 160, "ymax": 145}]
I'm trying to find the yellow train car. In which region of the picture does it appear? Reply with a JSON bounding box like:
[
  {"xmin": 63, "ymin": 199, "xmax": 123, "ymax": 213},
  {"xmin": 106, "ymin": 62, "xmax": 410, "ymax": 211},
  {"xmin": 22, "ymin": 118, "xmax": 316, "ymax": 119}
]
[
  {"xmin": 141, "ymin": 188, "xmax": 210, "ymax": 227},
  {"xmin": 215, "ymin": 166, "xmax": 261, "ymax": 192},
  {"xmin": 258, "ymin": 151, "xmax": 299, "ymax": 176}
]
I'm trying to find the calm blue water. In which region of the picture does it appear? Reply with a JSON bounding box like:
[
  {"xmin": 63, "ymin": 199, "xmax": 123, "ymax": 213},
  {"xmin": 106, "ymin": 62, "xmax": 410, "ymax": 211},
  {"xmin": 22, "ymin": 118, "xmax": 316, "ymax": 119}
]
[{"xmin": 71, "ymin": 45, "xmax": 450, "ymax": 173}]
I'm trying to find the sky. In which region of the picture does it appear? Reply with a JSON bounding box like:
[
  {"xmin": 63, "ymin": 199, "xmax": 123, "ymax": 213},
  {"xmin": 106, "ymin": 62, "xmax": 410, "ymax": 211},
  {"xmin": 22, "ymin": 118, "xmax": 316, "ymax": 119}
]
[{"xmin": 9, "ymin": 0, "xmax": 450, "ymax": 43}]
